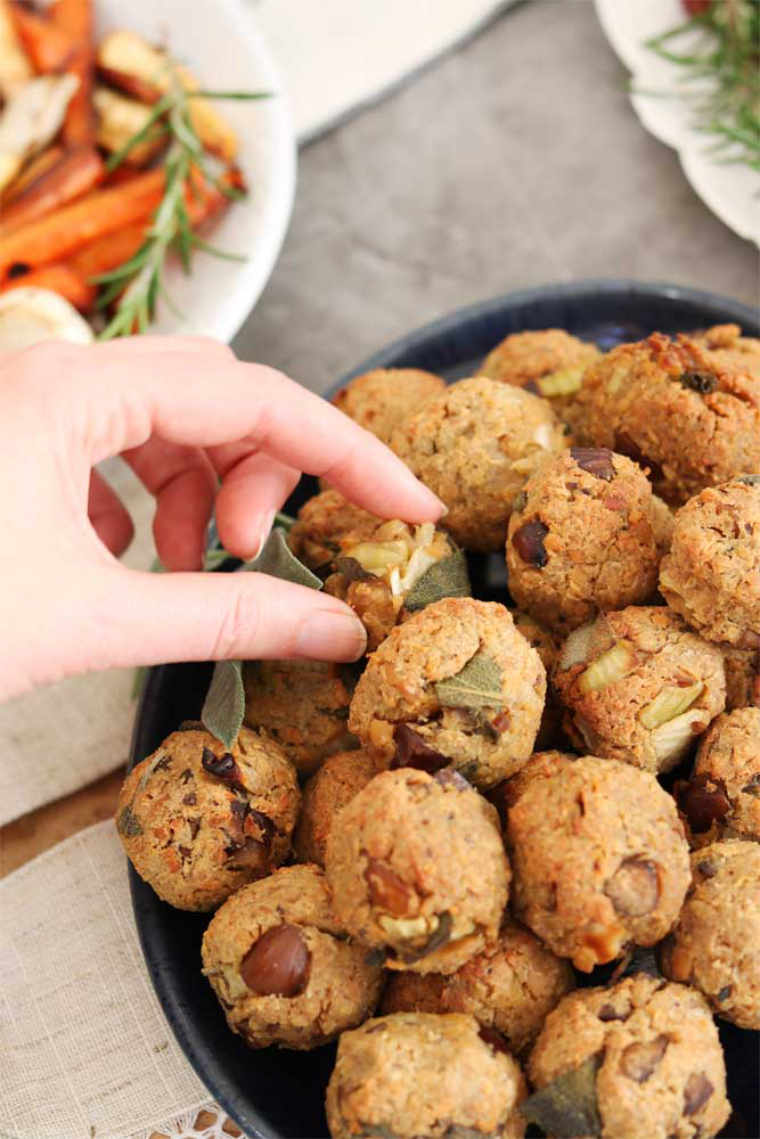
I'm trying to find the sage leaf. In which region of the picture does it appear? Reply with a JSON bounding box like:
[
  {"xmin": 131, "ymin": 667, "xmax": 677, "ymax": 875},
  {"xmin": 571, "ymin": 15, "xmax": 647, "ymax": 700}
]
[
  {"xmin": 435, "ymin": 651, "xmax": 503, "ymax": 710},
  {"xmin": 202, "ymin": 659, "xmax": 245, "ymax": 750},
  {"xmin": 116, "ymin": 805, "xmax": 142, "ymax": 838},
  {"xmin": 404, "ymin": 549, "xmax": 471, "ymax": 611},
  {"xmin": 244, "ymin": 527, "xmax": 322, "ymax": 589},
  {"xmin": 520, "ymin": 1054, "xmax": 603, "ymax": 1137}
]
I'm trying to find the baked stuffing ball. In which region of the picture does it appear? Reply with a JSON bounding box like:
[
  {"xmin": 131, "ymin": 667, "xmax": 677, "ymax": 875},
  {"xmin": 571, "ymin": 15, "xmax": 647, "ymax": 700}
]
[
  {"xmin": 554, "ymin": 606, "xmax": 726, "ymax": 773},
  {"xmin": 326, "ymin": 1013, "xmax": 527, "ymax": 1139},
  {"xmin": 349, "ymin": 598, "xmax": 546, "ymax": 789},
  {"xmin": 695, "ymin": 322, "xmax": 760, "ymax": 379},
  {"xmin": 480, "ymin": 327, "xmax": 600, "ymax": 428},
  {"xmin": 293, "ymin": 748, "xmax": 378, "ymax": 867},
  {"xmin": 289, "ymin": 490, "xmax": 469, "ymax": 650},
  {"xmin": 576, "ymin": 331, "xmax": 760, "ymax": 504},
  {"xmin": 723, "ymin": 644, "xmax": 760, "ymax": 710},
  {"xmin": 659, "ymin": 477, "xmax": 760, "ymax": 649},
  {"xmin": 201, "ymin": 864, "xmax": 383, "ymax": 1049},
  {"xmin": 243, "ymin": 659, "xmax": 356, "ymax": 776},
  {"xmin": 527, "ymin": 975, "xmax": 730, "ymax": 1139},
  {"xmin": 325, "ymin": 767, "xmax": 509, "ymax": 974},
  {"xmin": 676, "ymin": 708, "xmax": 760, "ymax": 848},
  {"xmin": 661, "ymin": 841, "xmax": 760, "ymax": 1030},
  {"xmin": 391, "ymin": 376, "xmax": 567, "ymax": 552},
  {"xmin": 507, "ymin": 447, "xmax": 660, "ymax": 632},
  {"xmin": 117, "ymin": 726, "xmax": 300, "ymax": 911},
  {"xmin": 332, "ymin": 367, "xmax": 446, "ymax": 445},
  {"xmin": 505, "ymin": 755, "xmax": 690, "ymax": 972},
  {"xmin": 381, "ymin": 918, "xmax": 574, "ymax": 1055}
]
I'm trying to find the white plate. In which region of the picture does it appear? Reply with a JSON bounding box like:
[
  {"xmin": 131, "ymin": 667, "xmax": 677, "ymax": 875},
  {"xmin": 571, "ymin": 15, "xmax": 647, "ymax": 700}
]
[
  {"xmin": 96, "ymin": 0, "xmax": 296, "ymax": 341},
  {"xmin": 595, "ymin": 0, "xmax": 759, "ymax": 247}
]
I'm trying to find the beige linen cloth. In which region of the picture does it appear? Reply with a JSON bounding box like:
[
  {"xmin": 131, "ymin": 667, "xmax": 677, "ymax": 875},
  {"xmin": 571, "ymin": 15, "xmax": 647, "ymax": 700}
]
[{"xmin": 0, "ymin": 4, "xmax": 515, "ymax": 1136}]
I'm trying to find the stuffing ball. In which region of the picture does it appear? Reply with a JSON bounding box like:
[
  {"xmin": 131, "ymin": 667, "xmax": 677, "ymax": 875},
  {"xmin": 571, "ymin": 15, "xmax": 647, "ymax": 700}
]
[
  {"xmin": 675, "ymin": 708, "xmax": 760, "ymax": 847},
  {"xmin": 505, "ymin": 755, "xmax": 690, "ymax": 972},
  {"xmin": 512, "ymin": 611, "xmax": 564, "ymax": 749},
  {"xmin": 201, "ymin": 864, "xmax": 383, "ymax": 1049},
  {"xmin": 117, "ymin": 726, "xmax": 300, "ymax": 911},
  {"xmin": 348, "ymin": 598, "xmax": 546, "ymax": 789},
  {"xmin": 326, "ymin": 1013, "xmax": 527, "ymax": 1139},
  {"xmin": 506, "ymin": 447, "xmax": 660, "ymax": 632},
  {"xmin": 381, "ymin": 918, "xmax": 574, "ymax": 1055},
  {"xmin": 243, "ymin": 659, "xmax": 357, "ymax": 776},
  {"xmin": 661, "ymin": 841, "xmax": 760, "ymax": 1029},
  {"xmin": 527, "ymin": 976, "xmax": 730, "ymax": 1139},
  {"xmin": 325, "ymin": 767, "xmax": 509, "ymax": 974},
  {"xmin": 391, "ymin": 376, "xmax": 567, "ymax": 552},
  {"xmin": 288, "ymin": 489, "xmax": 381, "ymax": 572},
  {"xmin": 332, "ymin": 367, "xmax": 446, "ymax": 444},
  {"xmin": 480, "ymin": 327, "xmax": 600, "ymax": 428},
  {"xmin": 294, "ymin": 748, "xmax": 378, "ymax": 867},
  {"xmin": 554, "ymin": 606, "xmax": 726, "ymax": 773},
  {"xmin": 576, "ymin": 331, "xmax": 760, "ymax": 504},
  {"xmin": 659, "ymin": 477, "xmax": 760, "ymax": 649}
]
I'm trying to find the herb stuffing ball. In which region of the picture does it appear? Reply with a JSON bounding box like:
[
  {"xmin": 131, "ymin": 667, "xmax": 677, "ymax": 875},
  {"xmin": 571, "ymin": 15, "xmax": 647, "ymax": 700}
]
[
  {"xmin": 294, "ymin": 748, "xmax": 379, "ymax": 867},
  {"xmin": 326, "ymin": 1013, "xmax": 528, "ymax": 1139},
  {"xmin": 391, "ymin": 376, "xmax": 567, "ymax": 552},
  {"xmin": 201, "ymin": 864, "xmax": 383, "ymax": 1049},
  {"xmin": 506, "ymin": 447, "xmax": 661, "ymax": 632},
  {"xmin": 243, "ymin": 659, "xmax": 357, "ymax": 776},
  {"xmin": 325, "ymin": 767, "xmax": 509, "ymax": 974},
  {"xmin": 659, "ymin": 476, "xmax": 760, "ymax": 649},
  {"xmin": 381, "ymin": 918, "xmax": 574, "ymax": 1056},
  {"xmin": 505, "ymin": 755, "xmax": 690, "ymax": 972},
  {"xmin": 480, "ymin": 327, "xmax": 600, "ymax": 426},
  {"xmin": 696, "ymin": 322, "xmax": 760, "ymax": 379},
  {"xmin": 661, "ymin": 841, "xmax": 760, "ymax": 1030},
  {"xmin": 554, "ymin": 606, "xmax": 726, "ymax": 773},
  {"xmin": 526, "ymin": 975, "xmax": 730, "ymax": 1139},
  {"xmin": 117, "ymin": 726, "xmax": 300, "ymax": 911},
  {"xmin": 676, "ymin": 708, "xmax": 760, "ymax": 848},
  {"xmin": 332, "ymin": 367, "xmax": 446, "ymax": 445},
  {"xmin": 576, "ymin": 331, "xmax": 760, "ymax": 505},
  {"xmin": 348, "ymin": 598, "xmax": 546, "ymax": 789}
]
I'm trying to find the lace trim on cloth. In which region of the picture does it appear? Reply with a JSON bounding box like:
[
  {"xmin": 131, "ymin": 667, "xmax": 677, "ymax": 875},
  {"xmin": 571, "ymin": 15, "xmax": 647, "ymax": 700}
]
[{"xmin": 131, "ymin": 1105, "xmax": 243, "ymax": 1139}]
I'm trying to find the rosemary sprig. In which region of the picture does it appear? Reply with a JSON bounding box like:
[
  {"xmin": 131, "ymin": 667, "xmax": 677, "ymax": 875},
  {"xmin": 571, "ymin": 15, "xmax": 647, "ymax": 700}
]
[
  {"xmin": 94, "ymin": 75, "xmax": 270, "ymax": 339},
  {"xmin": 645, "ymin": 0, "xmax": 760, "ymax": 170}
]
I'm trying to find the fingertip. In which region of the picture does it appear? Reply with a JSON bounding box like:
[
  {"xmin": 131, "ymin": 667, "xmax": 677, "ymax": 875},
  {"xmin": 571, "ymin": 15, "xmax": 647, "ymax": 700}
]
[{"xmin": 291, "ymin": 607, "xmax": 367, "ymax": 662}]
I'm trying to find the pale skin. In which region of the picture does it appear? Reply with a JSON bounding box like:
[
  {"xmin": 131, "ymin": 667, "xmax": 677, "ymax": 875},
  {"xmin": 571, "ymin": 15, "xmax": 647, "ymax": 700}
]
[{"xmin": 0, "ymin": 336, "xmax": 445, "ymax": 701}]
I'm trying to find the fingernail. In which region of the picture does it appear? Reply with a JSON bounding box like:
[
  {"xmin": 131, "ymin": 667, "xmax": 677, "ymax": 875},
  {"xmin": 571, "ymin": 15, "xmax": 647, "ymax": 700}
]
[
  {"xmin": 294, "ymin": 610, "xmax": 367, "ymax": 661},
  {"xmin": 248, "ymin": 510, "xmax": 276, "ymax": 560}
]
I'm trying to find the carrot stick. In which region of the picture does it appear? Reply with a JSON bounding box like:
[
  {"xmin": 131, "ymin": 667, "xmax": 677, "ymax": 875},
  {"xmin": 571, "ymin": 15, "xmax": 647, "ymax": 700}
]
[
  {"xmin": 0, "ymin": 167, "xmax": 165, "ymax": 279},
  {"xmin": 0, "ymin": 263, "xmax": 95, "ymax": 309},
  {"xmin": 9, "ymin": 3, "xmax": 75, "ymax": 73},
  {"xmin": 50, "ymin": 0, "xmax": 95, "ymax": 145},
  {"xmin": 0, "ymin": 145, "xmax": 105, "ymax": 235},
  {"xmin": 67, "ymin": 220, "xmax": 145, "ymax": 278}
]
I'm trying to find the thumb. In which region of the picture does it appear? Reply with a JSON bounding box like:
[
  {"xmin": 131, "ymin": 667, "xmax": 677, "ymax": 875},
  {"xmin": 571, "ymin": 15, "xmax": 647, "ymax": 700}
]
[{"xmin": 86, "ymin": 566, "xmax": 368, "ymax": 671}]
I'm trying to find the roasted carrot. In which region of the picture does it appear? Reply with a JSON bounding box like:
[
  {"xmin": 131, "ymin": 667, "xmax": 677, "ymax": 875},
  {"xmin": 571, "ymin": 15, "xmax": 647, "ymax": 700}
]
[
  {"xmin": 0, "ymin": 263, "xmax": 95, "ymax": 309},
  {"xmin": 1, "ymin": 143, "xmax": 63, "ymax": 202},
  {"xmin": 0, "ymin": 166, "xmax": 165, "ymax": 279},
  {"xmin": 0, "ymin": 145, "xmax": 104, "ymax": 235},
  {"xmin": 67, "ymin": 220, "xmax": 145, "ymax": 278},
  {"xmin": 9, "ymin": 2, "xmax": 74, "ymax": 73},
  {"xmin": 50, "ymin": 0, "xmax": 95, "ymax": 145}
]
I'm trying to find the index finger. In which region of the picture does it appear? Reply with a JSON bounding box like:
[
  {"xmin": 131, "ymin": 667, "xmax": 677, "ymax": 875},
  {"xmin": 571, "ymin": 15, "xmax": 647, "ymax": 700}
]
[{"xmin": 75, "ymin": 337, "xmax": 446, "ymax": 524}]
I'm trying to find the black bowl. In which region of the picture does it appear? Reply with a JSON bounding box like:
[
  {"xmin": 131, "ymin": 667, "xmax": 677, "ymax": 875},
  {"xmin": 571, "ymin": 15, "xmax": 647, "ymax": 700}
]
[{"xmin": 130, "ymin": 280, "xmax": 760, "ymax": 1139}]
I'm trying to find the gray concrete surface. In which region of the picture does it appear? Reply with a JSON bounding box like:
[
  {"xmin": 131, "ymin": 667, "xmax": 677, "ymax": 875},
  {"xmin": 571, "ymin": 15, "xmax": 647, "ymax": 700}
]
[{"xmin": 233, "ymin": 0, "xmax": 759, "ymax": 396}]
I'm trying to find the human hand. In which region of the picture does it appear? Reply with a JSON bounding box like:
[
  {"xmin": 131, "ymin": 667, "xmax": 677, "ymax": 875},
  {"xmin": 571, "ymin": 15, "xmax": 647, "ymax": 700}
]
[{"xmin": 0, "ymin": 336, "xmax": 444, "ymax": 700}]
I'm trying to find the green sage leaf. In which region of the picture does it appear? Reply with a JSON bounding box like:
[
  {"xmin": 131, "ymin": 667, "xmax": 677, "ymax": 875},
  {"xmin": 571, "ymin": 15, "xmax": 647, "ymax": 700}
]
[
  {"xmin": 117, "ymin": 805, "xmax": 143, "ymax": 838},
  {"xmin": 520, "ymin": 1054, "xmax": 603, "ymax": 1137},
  {"xmin": 202, "ymin": 659, "xmax": 245, "ymax": 750},
  {"xmin": 435, "ymin": 651, "xmax": 503, "ymax": 710},
  {"xmin": 404, "ymin": 548, "xmax": 471, "ymax": 611},
  {"xmin": 244, "ymin": 527, "xmax": 322, "ymax": 589}
]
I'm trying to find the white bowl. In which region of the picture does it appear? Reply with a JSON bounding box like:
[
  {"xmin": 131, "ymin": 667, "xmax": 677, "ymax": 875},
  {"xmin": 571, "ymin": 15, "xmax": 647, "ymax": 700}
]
[{"xmin": 95, "ymin": 0, "xmax": 296, "ymax": 341}]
